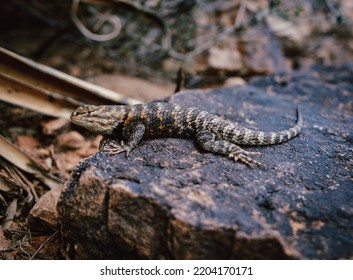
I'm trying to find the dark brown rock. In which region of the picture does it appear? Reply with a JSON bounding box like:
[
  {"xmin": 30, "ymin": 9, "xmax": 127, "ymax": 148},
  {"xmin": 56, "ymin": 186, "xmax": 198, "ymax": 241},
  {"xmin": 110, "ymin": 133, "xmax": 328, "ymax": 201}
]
[{"xmin": 57, "ymin": 64, "xmax": 353, "ymax": 259}]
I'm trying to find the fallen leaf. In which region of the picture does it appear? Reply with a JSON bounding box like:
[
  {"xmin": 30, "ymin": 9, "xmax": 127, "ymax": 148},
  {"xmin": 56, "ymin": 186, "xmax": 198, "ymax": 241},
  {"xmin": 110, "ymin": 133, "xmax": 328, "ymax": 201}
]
[
  {"xmin": 16, "ymin": 135, "xmax": 39, "ymax": 151},
  {"xmin": 0, "ymin": 135, "xmax": 64, "ymax": 189}
]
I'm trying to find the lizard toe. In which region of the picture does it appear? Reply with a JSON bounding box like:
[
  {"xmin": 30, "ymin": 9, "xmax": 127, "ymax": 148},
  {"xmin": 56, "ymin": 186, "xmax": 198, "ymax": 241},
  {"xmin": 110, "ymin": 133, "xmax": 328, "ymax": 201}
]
[{"xmin": 230, "ymin": 152, "xmax": 265, "ymax": 167}]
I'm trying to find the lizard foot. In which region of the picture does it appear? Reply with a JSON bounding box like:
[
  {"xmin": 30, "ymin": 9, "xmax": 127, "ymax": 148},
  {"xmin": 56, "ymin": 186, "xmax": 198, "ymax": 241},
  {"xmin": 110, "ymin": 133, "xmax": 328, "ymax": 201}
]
[
  {"xmin": 229, "ymin": 150, "xmax": 265, "ymax": 167},
  {"xmin": 100, "ymin": 139, "xmax": 132, "ymax": 157}
]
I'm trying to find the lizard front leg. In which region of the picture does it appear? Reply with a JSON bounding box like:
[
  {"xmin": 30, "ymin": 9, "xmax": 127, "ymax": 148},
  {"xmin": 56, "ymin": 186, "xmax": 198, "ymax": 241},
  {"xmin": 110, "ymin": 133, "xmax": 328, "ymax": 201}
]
[
  {"xmin": 196, "ymin": 130, "xmax": 264, "ymax": 167},
  {"xmin": 100, "ymin": 123, "xmax": 145, "ymax": 156}
]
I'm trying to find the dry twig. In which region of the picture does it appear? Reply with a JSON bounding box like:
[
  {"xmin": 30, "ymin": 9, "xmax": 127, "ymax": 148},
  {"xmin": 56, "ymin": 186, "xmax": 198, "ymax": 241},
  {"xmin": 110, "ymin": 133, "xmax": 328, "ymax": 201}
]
[
  {"xmin": 30, "ymin": 231, "xmax": 58, "ymax": 260},
  {"xmin": 71, "ymin": 0, "xmax": 122, "ymax": 42}
]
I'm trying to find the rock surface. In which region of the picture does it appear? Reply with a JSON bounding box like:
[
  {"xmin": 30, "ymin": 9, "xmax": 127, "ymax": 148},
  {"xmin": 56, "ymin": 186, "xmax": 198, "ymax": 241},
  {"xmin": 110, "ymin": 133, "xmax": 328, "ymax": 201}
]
[{"xmin": 57, "ymin": 64, "xmax": 353, "ymax": 259}]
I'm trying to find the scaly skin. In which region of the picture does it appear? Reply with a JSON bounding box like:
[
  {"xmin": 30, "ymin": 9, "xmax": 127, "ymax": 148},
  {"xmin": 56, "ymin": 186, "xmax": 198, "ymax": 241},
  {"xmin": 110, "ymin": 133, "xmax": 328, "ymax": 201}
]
[{"xmin": 70, "ymin": 102, "xmax": 303, "ymax": 166}]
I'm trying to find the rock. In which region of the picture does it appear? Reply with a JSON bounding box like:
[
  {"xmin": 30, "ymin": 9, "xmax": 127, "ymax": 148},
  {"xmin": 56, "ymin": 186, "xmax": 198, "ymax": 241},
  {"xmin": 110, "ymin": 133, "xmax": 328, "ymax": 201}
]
[
  {"xmin": 224, "ymin": 77, "xmax": 247, "ymax": 87},
  {"xmin": 29, "ymin": 187, "xmax": 62, "ymax": 232},
  {"xmin": 57, "ymin": 64, "xmax": 353, "ymax": 259},
  {"xmin": 208, "ymin": 45, "xmax": 243, "ymax": 71},
  {"xmin": 240, "ymin": 23, "xmax": 289, "ymax": 74}
]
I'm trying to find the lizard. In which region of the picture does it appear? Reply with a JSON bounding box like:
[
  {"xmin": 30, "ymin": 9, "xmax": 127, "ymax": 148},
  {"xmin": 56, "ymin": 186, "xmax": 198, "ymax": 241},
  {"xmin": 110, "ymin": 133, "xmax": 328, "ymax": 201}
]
[{"xmin": 70, "ymin": 102, "xmax": 303, "ymax": 167}]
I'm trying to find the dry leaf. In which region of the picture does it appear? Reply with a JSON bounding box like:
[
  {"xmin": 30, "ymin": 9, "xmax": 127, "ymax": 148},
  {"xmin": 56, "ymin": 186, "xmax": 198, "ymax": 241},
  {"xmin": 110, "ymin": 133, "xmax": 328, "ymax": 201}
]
[
  {"xmin": 0, "ymin": 135, "xmax": 63, "ymax": 189},
  {"xmin": 0, "ymin": 47, "xmax": 141, "ymax": 119},
  {"xmin": 16, "ymin": 135, "xmax": 40, "ymax": 151}
]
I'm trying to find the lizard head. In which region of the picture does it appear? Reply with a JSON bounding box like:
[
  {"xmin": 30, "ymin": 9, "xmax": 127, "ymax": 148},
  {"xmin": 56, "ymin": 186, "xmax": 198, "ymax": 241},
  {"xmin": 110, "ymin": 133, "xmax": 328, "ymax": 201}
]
[{"xmin": 70, "ymin": 105, "xmax": 126, "ymax": 136}]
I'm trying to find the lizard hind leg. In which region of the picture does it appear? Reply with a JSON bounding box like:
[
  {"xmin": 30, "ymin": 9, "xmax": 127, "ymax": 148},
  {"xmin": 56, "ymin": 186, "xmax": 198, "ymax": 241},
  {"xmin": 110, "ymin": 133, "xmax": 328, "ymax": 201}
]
[{"xmin": 196, "ymin": 130, "xmax": 265, "ymax": 167}]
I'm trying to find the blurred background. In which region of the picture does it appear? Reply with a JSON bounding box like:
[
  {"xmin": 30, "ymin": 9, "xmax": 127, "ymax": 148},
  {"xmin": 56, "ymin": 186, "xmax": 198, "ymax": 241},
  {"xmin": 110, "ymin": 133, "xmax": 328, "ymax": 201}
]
[{"xmin": 1, "ymin": 0, "xmax": 352, "ymax": 101}]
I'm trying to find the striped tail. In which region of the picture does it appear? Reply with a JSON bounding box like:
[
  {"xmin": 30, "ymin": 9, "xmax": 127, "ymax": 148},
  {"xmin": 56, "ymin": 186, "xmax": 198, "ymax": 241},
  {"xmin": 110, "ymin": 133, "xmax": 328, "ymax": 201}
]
[{"xmin": 230, "ymin": 108, "xmax": 303, "ymax": 146}]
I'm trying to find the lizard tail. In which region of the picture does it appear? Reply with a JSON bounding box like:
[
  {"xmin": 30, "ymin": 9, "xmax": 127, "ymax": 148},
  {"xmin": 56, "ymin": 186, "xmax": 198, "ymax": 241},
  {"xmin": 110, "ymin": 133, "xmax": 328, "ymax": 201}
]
[{"xmin": 231, "ymin": 108, "xmax": 303, "ymax": 146}]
